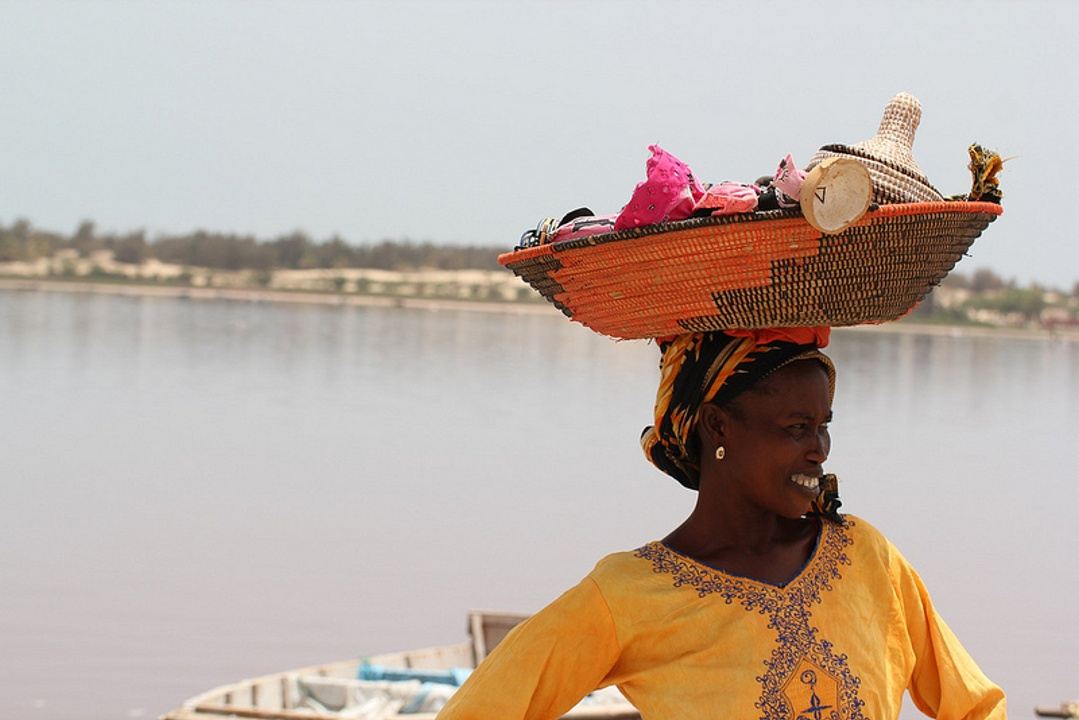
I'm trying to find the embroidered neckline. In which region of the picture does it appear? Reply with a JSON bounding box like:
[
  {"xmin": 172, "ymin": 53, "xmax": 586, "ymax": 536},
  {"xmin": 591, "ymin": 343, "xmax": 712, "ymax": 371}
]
[
  {"xmin": 634, "ymin": 518, "xmax": 865, "ymax": 720},
  {"xmin": 657, "ymin": 518, "xmax": 826, "ymax": 590}
]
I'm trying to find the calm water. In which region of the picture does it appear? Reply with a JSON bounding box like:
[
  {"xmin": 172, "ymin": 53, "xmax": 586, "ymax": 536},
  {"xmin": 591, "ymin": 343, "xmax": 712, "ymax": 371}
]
[{"xmin": 2, "ymin": 290, "xmax": 1076, "ymax": 720}]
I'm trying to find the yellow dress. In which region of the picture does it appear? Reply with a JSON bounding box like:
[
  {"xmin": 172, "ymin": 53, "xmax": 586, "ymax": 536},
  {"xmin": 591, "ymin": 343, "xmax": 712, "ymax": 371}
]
[{"xmin": 437, "ymin": 516, "xmax": 1005, "ymax": 720}]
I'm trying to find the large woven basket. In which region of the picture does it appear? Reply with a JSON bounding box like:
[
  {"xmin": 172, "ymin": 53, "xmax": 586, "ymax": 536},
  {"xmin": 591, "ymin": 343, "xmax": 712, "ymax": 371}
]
[{"xmin": 500, "ymin": 201, "xmax": 1002, "ymax": 340}]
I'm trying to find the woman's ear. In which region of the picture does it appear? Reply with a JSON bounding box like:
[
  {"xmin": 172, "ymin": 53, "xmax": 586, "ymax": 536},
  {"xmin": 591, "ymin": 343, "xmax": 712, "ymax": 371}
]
[{"xmin": 698, "ymin": 403, "xmax": 729, "ymax": 450}]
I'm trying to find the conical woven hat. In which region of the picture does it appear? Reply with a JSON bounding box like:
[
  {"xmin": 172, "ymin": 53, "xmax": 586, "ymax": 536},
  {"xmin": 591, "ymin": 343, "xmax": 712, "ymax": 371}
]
[{"xmin": 808, "ymin": 92, "xmax": 943, "ymax": 204}]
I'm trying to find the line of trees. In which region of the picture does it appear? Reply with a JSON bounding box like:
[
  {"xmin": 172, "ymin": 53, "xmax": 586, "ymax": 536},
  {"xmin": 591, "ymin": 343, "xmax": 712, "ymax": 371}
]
[
  {"xmin": 0, "ymin": 219, "xmax": 503, "ymax": 271},
  {"xmin": 943, "ymin": 267, "xmax": 1079, "ymax": 301},
  {"xmin": 906, "ymin": 267, "xmax": 1079, "ymax": 325}
]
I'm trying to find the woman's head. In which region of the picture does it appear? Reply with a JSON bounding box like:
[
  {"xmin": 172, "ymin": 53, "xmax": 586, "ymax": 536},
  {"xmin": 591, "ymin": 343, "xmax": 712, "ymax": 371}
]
[
  {"xmin": 640, "ymin": 328, "xmax": 840, "ymax": 518},
  {"xmin": 697, "ymin": 358, "xmax": 833, "ymax": 519}
]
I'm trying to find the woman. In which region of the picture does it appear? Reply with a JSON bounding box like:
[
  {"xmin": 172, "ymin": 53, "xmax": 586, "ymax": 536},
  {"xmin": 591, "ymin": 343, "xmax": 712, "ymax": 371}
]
[{"xmin": 438, "ymin": 329, "xmax": 1006, "ymax": 719}]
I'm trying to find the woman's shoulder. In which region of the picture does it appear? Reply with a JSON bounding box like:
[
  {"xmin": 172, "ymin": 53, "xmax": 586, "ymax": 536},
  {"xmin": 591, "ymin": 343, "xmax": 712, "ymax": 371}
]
[
  {"xmin": 836, "ymin": 514, "xmax": 912, "ymax": 575},
  {"xmin": 576, "ymin": 543, "xmax": 709, "ymax": 634},
  {"xmin": 838, "ymin": 513, "xmax": 887, "ymax": 543},
  {"xmin": 582, "ymin": 543, "xmax": 689, "ymax": 599},
  {"xmin": 587, "ymin": 545, "xmax": 661, "ymax": 580}
]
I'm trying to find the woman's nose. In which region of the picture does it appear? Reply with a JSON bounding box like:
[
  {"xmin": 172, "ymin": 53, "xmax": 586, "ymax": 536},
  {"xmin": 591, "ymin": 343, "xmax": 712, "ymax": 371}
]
[{"xmin": 807, "ymin": 431, "xmax": 829, "ymax": 463}]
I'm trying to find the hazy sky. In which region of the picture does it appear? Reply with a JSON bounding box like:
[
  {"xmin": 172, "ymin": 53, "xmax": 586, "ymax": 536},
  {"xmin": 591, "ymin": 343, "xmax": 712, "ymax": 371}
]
[{"xmin": 2, "ymin": 0, "xmax": 1075, "ymax": 287}]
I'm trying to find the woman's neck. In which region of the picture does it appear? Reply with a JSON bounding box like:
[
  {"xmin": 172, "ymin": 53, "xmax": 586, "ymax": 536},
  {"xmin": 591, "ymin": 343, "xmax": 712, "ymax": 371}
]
[{"xmin": 663, "ymin": 486, "xmax": 816, "ymax": 560}]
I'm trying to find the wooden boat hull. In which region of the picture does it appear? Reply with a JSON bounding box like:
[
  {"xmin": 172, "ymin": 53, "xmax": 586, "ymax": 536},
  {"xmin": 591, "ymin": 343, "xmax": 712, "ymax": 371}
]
[{"xmin": 161, "ymin": 613, "xmax": 640, "ymax": 720}]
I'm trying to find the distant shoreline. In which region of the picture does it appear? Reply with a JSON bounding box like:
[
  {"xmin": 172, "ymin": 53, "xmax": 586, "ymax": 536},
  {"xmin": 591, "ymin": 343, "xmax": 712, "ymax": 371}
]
[
  {"xmin": 0, "ymin": 276, "xmax": 555, "ymax": 316},
  {"xmin": 4, "ymin": 277, "xmax": 1077, "ymax": 343}
]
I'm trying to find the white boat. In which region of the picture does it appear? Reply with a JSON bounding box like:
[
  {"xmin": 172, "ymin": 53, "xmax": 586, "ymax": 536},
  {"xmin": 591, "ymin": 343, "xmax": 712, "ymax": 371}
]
[
  {"xmin": 1036, "ymin": 700, "xmax": 1079, "ymax": 718},
  {"xmin": 161, "ymin": 612, "xmax": 640, "ymax": 720}
]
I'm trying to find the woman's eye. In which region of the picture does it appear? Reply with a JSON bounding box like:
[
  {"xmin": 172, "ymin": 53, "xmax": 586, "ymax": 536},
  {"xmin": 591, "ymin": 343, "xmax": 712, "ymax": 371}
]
[{"xmin": 787, "ymin": 422, "xmax": 828, "ymax": 437}]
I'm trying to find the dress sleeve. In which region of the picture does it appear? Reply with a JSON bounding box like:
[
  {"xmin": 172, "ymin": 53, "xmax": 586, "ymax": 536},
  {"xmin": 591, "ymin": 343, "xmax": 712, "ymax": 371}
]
[
  {"xmin": 895, "ymin": 553, "xmax": 1007, "ymax": 719},
  {"xmin": 437, "ymin": 576, "xmax": 621, "ymax": 720}
]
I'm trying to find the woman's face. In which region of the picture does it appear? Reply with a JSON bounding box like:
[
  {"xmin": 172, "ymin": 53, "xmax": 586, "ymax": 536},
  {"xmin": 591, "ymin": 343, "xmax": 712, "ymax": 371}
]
[{"xmin": 714, "ymin": 360, "xmax": 833, "ymax": 519}]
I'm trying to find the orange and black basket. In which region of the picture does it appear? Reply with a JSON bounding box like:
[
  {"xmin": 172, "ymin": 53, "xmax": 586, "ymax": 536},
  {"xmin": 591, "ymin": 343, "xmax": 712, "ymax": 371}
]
[{"xmin": 500, "ymin": 201, "xmax": 1001, "ymax": 340}]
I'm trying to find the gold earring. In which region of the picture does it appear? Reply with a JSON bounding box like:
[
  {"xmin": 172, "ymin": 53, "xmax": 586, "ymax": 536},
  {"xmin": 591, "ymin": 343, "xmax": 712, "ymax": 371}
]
[{"xmin": 715, "ymin": 446, "xmax": 725, "ymax": 461}]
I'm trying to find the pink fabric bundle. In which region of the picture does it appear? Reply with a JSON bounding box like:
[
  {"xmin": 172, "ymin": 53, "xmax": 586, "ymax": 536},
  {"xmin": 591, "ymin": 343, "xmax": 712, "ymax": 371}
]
[
  {"xmin": 773, "ymin": 153, "xmax": 806, "ymax": 208},
  {"xmin": 614, "ymin": 146, "xmax": 706, "ymax": 231},
  {"xmin": 693, "ymin": 182, "xmax": 760, "ymax": 216},
  {"xmin": 549, "ymin": 213, "xmax": 618, "ymax": 243},
  {"xmin": 596, "ymin": 148, "xmax": 811, "ymax": 235}
]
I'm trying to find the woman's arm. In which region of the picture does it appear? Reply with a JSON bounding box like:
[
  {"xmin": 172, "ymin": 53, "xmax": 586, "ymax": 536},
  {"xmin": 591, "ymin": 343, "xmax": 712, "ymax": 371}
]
[
  {"xmin": 896, "ymin": 554, "xmax": 1007, "ymax": 719},
  {"xmin": 437, "ymin": 576, "xmax": 621, "ymax": 720}
]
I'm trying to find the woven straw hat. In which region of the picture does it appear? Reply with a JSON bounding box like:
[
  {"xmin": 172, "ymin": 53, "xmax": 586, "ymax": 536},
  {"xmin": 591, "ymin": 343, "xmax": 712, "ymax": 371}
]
[
  {"xmin": 501, "ymin": 93, "xmax": 1002, "ymax": 341},
  {"xmin": 807, "ymin": 92, "xmax": 944, "ymax": 205}
]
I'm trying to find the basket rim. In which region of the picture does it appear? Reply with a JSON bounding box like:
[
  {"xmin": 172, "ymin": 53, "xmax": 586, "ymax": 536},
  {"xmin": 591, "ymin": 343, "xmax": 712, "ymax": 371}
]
[{"xmin": 499, "ymin": 201, "xmax": 1002, "ymax": 266}]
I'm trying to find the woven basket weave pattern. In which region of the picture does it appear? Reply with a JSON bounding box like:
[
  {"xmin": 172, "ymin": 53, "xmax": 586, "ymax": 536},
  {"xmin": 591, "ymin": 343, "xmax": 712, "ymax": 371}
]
[{"xmin": 502, "ymin": 202, "xmax": 1001, "ymax": 339}]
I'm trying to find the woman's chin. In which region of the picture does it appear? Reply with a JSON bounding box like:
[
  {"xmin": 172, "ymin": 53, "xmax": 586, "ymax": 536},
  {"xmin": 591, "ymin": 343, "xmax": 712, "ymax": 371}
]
[{"xmin": 777, "ymin": 497, "xmax": 816, "ymax": 520}]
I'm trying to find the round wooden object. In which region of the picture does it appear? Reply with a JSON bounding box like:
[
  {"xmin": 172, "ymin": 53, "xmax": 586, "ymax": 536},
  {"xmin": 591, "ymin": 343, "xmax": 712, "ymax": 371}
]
[{"xmin": 800, "ymin": 157, "xmax": 873, "ymax": 234}]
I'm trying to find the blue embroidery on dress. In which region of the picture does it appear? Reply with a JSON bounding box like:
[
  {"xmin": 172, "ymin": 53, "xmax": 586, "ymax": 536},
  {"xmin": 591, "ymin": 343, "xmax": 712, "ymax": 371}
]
[
  {"xmin": 795, "ymin": 669, "xmax": 833, "ymax": 720},
  {"xmin": 634, "ymin": 519, "xmax": 866, "ymax": 720}
]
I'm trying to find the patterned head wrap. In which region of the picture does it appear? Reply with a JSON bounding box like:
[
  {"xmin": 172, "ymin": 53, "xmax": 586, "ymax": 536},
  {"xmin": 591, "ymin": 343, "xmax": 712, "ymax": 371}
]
[{"xmin": 640, "ymin": 327, "xmax": 840, "ymax": 517}]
